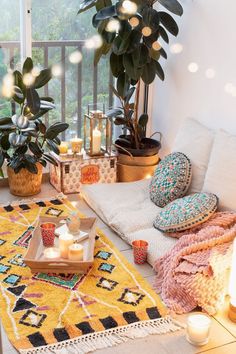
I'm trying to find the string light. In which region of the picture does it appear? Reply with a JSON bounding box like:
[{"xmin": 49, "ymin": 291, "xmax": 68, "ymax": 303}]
[
  {"xmin": 205, "ymin": 68, "xmax": 215, "ymax": 79},
  {"xmin": 106, "ymin": 19, "xmax": 120, "ymax": 32},
  {"xmin": 51, "ymin": 64, "xmax": 63, "ymax": 77},
  {"xmin": 85, "ymin": 34, "xmax": 103, "ymax": 49},
  {"xmin": 23, "ymin": 73, "xmax": 35, "ymax": 86},
  {"xmin": 1, "ymin": 73, "xmax": 14, "ymax": 98},
  {"xmin": 31, "ymin": 67, "xmax": 41, "ymax": 77},
  {"xmin": 170, "ymin": 43, "xmax": 183, "ymax": 54},
  {"xmin": 152, "ymin": 41, "xmax": 161, "ymax": 51},
  {"xmin": 129, "ymin": 16, "xmax": 139, "ymax": 27},
  {"xmin": 142, "ymin": 27, "xmax": 152, "ymax": 37},
  {"xmin": 121, "ymin": 1, "xmax": 138, "ymax": 15},
  {"xmin": 69, "ymin": 50, "xmax": 83, "ymax": 64},
  {"xmin": 188, "ymin": 62, "xmax": 199, "ymax": 73}
]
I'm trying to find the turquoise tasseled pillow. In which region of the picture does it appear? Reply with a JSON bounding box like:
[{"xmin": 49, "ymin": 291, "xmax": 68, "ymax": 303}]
[
  {"xmin": 154, "ymin": 193, "xmax": 218, "ymax": 233},
  {"xmin": 149, "ymin": 152, "xmax": 192, "ymax": 207}
]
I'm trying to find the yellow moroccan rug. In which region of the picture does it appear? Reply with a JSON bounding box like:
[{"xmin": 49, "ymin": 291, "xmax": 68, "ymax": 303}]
[{"xmin": 0, "ymin": 194, "xmax": 182, "ymax": 353}]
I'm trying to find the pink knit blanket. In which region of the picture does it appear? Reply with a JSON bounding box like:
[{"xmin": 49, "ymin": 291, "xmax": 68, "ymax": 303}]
[{"xmin": 154, "ymin": 212, "xmax": 236, "ymax": 315}]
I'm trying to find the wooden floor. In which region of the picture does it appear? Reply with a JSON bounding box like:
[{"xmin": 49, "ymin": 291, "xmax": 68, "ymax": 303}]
[{"xmin": 0, "ymin": 182, "xmax": 236, "ymax": 354}]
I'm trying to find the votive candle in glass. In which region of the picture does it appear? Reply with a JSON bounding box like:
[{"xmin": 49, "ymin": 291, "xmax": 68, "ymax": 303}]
[
  {"xmin": 186, "ymin": 314, "xmax": 211, "ymax": 346},
  {"xmin": 43, "ymin": 247, "xmax": 60, "ymax": 259},
  {"xmin": 68, "ymin": 244, "xmax": 84, "ymax": 261},
  {"xmin": 71, "ymin": 138, "xmax": 83, "ymax": 153},
  {"xmin": 59, "ymin": 142, "xmax": 68, "ymax": 154},
  {"xmin": 59, "ymin": 233, "xmax": 74, "ymax": 259}
]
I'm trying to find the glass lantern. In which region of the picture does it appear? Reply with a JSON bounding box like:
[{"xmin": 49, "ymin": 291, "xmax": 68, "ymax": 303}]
[{"xmin": 84, "ymin": 103, "xmax": 113, "ymax": 157}]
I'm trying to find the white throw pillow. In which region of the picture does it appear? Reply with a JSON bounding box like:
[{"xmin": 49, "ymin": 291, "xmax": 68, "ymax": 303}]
[
  {"xmin": 202, "ymin": 130, "xmax": 236, "ymax": 211},
  {"xmin": 172, "ymin": 118, "xmax": 214, "ymax": 193}
]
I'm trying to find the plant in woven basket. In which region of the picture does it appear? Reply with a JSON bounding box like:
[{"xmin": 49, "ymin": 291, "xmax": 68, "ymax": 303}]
[
  {"xmin": 78, "ymin": 0, "xmax": 183, "ymax": 151},
  {"xmin": 0, "ymin": 57, "xmax": 69, "ymax": 177}
]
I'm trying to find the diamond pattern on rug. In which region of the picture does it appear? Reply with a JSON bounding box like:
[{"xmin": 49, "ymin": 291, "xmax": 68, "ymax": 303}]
[
  {"xmin": 118, "ymin": 289, "xmax": 145, "ymax": 306},
  {"xmin": 13, "ymin": 226, "xmax": 34, "ymax": 249},
  {"xmin": 13, "ymin": 298, "xmax": 36, "ymax": 312},
  {"xmin": 45, "ymin": 207, "xmax": 63, "ymax": 217},
  {"xmin": 98, "ymin": 263, "xmax": 115, "ymax": 274},
  {"xmin": 19, "ymin": 310, "xmax": 47, "ymax": 328},
  {"xmin": 96, "ymin": 277, "xmax": 118, "ymax": 291},
  {"xmin": 33, "ymin": 273, "xmax": 84, "ymax": 290},
  {"xmin": 3, "ymin": 274, "xmax": 21, "ymax": 286},
  {"xmin": 8, "ymin": 254, "xmax": 26, "ymax": 267},
  {"xmin": 95, "ymin": 251, "xmax": 112, "ymax": 260},
  {"xmin": 0, "ymin": 263, "xmax": 11, "ymax": 274},
  {"xmin": 7, "ymin": 285, "xmax": 26, "ymax": 297}
]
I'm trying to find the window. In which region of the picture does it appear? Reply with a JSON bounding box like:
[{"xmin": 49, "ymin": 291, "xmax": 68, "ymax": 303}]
[{"xmin": 0, "ymin": 0, "xmax": 113, "ymax": 140}]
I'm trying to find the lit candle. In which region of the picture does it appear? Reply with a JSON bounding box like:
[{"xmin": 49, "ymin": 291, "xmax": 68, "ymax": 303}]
[
  {"xmin": 68, "ymin": 244, "xmax": 84, "ymax": 261},
  {"xmin": 71, "ymin": 138, "xmax": 83, "ymax": 153},
  {"xmin": 59, "ymin": 233, "xmax": 74, "ymax": 259},
  {"xmin": 186, "ymin": 314, "xmax": 211, "ymax": 346},
  {"xmin": 43, "ymin": 247, "xmax": 60, "ymax": 259},
  {"xmin": 92, "ymin": 127, "xmax": 101, "ymax": 154},
  {"xmin": 59, "ymin": 142, "xmax": 68, "ymax": 154}
]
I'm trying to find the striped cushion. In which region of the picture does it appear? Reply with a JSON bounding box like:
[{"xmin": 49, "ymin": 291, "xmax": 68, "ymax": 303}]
[
  {"xmin": 149, "ymin": 152, "xmax": 192, "ymax": 207},
  {"xmin": 154, "ymin": 193, "xmax": 218, "ymax": 233}
]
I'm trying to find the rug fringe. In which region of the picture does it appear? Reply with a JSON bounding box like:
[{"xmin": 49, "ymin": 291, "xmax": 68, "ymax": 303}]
[
  {"xmin": 0, "ymin": 193, "xmax": 67, "ymax": 207},
  {"xmin": 19, "ymin": 316, "xmax": 184, "ymax": 354}
]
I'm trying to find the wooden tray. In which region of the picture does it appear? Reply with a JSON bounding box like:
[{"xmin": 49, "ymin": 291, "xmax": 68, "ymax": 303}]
[{"xmin": 24, "ymin": 216, "xmax": 96, "ymax": 274}]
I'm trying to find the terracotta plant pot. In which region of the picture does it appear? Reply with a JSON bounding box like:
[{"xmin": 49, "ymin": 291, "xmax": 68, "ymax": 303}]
[{"xmin": 7, "ymin": 163, "xmax": 43, "ymax": 197}]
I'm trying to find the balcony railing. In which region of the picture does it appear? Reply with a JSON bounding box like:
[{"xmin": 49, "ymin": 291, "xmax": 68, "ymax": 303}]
[{"xmin": 0, "ymin": 40, "xmax": 113, "ymax": 139}]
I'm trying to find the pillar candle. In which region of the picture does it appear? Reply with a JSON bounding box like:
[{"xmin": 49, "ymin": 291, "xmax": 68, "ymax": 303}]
[
  {"xmin": 59, "ymin": 233, "xmax": 74, "ymax": 259},
  {"xmin": 68, "ymin": 244, "xmax": 84, "ymax": 261},
  {"xmin": 92, "ymin": 128, "xmax": 101, "ymax": 154},
  {"xmin": 186, "ymin": 314, "xmax": 211, "ymax": 345}
]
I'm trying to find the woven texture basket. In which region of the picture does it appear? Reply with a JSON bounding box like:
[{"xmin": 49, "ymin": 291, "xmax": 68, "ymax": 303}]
[{"xmin": 7, "ymin": 163, "xmax": 43, "ymax": 197}]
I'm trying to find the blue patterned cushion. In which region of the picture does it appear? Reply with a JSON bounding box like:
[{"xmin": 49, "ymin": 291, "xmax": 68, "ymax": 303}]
[
  {"xmin": 149, "ymin": 152, "xmax": 192, "ymax": 207},
  {"xmin": 154, "ymin": 193, "xmax": 218, "ymax": 233}
]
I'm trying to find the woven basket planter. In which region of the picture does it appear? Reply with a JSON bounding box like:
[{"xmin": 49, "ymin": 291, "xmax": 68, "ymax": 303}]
[{"xmin": 7, "ymin": 163, "xmax": 43, "ymax": 197}]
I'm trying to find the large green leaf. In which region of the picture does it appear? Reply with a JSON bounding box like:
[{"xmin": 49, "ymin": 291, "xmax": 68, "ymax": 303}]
[
  {"xmin": 34, "ymin": 69, "xmax": 52, "ymax": 89},
  {"xmin": 141, "ymin": 60, "xmax": 156, "ymax": 84},
  {"xmin": 160, "ymin": 47, "xmax": 167, "ymax": 59},
  {"xmin": 0, "ymin": 152, "xmax": 4, "ymax": 168},
  {"xmin": 159, "ymin": 25, "xmax": 169, "ymax": 43},
  {"xmin": 29, "ymin": 142, "xmax": 43, "ymax": 157},
  {"xmin": 142, "ymin": 7, "xmax": 159, "ymax": 29},
  {"xmin": 123, "ymin": 53, "xmax": 143, "ymax": 81},
  {"xmin": 95, "ymin": 5, "xmax": 117, "ymax": 20},
  {"xmin": 94, "ymin": 42, "xmax": 111, "ymax": 65},
  {"xmin": 46, "ymin": 139, "xmax": 60, "ymax": 155},
  {"xmin": 96, "ymin": 0, "xmax": 112, "ymax": 11},
  {"xmin": 13, "ymin": 71, "xmax": 25, "ymax": 94},
  {"xmin": 117, "ymin": 72, "xmax": 130, "ymax": 98},
  {"xmin": 0, "ymin": 117, "xmax": 12, "ymax": 126},
  {"xmin": 124, "ymin": 87, "xmax": 135, "ymax": 104},
  {"xmin": 155, "ymin": 61, "xmax": 165, "ymax": 81},
  {"xmin": 0, "ymin": 134, "xmax": 10, "ymax": 150},
  {"xmin": 110, "ymin": 53, "xmax": 124, "ymax": 78},
  {"xmin": 43, "ymin": 153, "xmax": 58, "ymax": 166},
  {"xmin": 106, "ymin": 108, "xmax": 123, "ymax": 118},
  {"xmin": 23, "ymin": 57, "xmax": 33, "ymax": 75},
  {"xmin": 112, "ymin": 35, "xmax": 131, "ymax": 56},
  {"xmin": 78, "ymin": 0, "xmax": 97, "ymax": 14},
  {"xmin": 159, "ymin": 12, "xmax": 179, "ymax": 36},
  {"xmin": 158, "ymin": 0, "xmax": 183, "ymax": 16},
  {"xmin": 26, "ymin": 88, "xmax": 41, "ymax": 115},
  {"xmin": 126, "ymin": 30, "xmax": 142, "ymax": 53},
  {"xmin": 0, "ymin": 167, "xmax": 3, "ymax": 178},
  {"xmin": 45, "ymin": 122, "xmax": 69, "ymax": 140},
  {"xmin": 24, "ymin": 160, "xmax": 38, "ymax": 174},
  {"xmin": 149, "ymin": 47, "xmax": 161, "ymax": 61}
]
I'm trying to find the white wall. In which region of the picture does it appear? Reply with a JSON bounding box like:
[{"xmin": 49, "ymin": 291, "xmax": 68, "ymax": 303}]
[{"xmin": 151, "ymin": 0, "xmax": 236, "ymax": 156}]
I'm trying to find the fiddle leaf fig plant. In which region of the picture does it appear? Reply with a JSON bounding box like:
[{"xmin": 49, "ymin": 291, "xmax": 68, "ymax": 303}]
[
  {"xmin": 0, "ymin": 57, "xmax": 69, "ymax": 176},
  {"xmin": 78, "ymin": 0, "xmax": 183, "ymax": 150}
]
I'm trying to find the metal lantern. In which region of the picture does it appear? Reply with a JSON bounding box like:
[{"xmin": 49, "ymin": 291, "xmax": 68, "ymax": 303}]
[{"xmin": 84, "ymin": 103, "xmax": 112, "ymax": 157}]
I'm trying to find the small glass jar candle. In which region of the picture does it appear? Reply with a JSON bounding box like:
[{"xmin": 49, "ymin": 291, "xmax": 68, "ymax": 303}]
[
  {"xmin": 68, "ymin": 244, "xmax": 84, "ymax": 261},
  {"xmin": 59, "ymin": 142, "xmax": 68, "ymax": 154},
  {"xmin": 59, "ymin": 233, "xmax": 74, "ymax": 259},
  {"xmin": 71, "ymin": 138, "xmax": 83, "ymax": 153},
  {"xmin": 186, "ymin": 314, "xmax": 211, "ymax": 346},
  {"xmin": 43, "ymin": 247, "xmax": 60, "ymax": 259}
]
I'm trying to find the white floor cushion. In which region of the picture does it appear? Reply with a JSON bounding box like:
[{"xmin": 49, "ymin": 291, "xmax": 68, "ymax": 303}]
[
  {"xmin": 81, "ymin": 179, "xmax": 177, "ymax": 266},
  {"xmin": 202, "ymin": 130, "xmax": 236, "ymax": 211},
  {"xmin": 172, "ymin": 118, "xmax": 214, "ymax": 194}
]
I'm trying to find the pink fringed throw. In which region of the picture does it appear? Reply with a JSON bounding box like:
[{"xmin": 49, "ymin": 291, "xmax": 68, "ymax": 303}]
[{"xmin": 154, "ymin": 212, "xmax": 236, "ymax": 315}]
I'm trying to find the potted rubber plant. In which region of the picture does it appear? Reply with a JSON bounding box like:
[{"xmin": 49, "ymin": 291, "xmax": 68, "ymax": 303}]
[
  {"xmin": 78, "ymin": 0, "xmax": 183, "ymax": 181},
  {"xmin": 0, "ymin": 57, "xmax": 69, "ymax": 196}
]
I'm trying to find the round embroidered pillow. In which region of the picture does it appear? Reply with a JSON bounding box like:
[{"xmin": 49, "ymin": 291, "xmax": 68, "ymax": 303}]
[
  {"xmin": 154, "ymin": 193, "xmax": 218, "ymax": 233},
  {"xmin": 149, "ymin": 152, "xmax": 192, "ymax": 207}
]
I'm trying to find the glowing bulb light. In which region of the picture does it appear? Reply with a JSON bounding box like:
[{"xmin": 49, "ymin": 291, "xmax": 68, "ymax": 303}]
[
  {"xmin": 170, "ymin": 43, "xmax": 183, "ymax": 54},
  {"xmin": 122, "ymin": 1, "xmax": 138, "ymax": 15},
  {"xmin": 69, "ymin": 51, "xmax": 83, "ymax": 64},
  {"xmin": 1, "ymin": 73, "xmax": 14, "ymax": 98},
  {"xmin": 142, "ymin": 26, "xmax": 152, "ymax": 37},
  {"xmin": 51, "ymin": 64, "xmax": 63, "ymax": 77},
  {"xmin": 224, "ymin": 83, "xmax": 235, "ymax": 94},
  {"xmin": 188, "ymin": 62, "xmax": 199, "ymax": 73},
  {"xmin": 85, "ymin": 35, "xmax": 103, "ymax": 49},
  {"xmin": 106, "ymin": 19, "xmax": 120, "ymax": 32},
  {"xmin": 152, "ymin": 41, "xmax": 161, "ymax": 51},
  {"xmin": 23, "ymin": 73, "xmax": 35, "ymax": 86},
  {"xmin": 31, "ymin": 67, "xmax": 40, "ymax": 77},
  {"xmin": 205, "ymin": 68, "xmax": 216, "ymax": 79},
  {"xmin": 129, "ymin": 16, "xmax": 140, "ymax": 27}
]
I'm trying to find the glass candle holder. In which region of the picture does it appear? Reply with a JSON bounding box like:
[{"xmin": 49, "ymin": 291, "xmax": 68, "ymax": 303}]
[
  {"xmin": 70, "ymin": 138, "xmax": 83, "ymax": 154},
  {"xmin": 59, "ymin": 142, "xmax": 68, "ymax": 155},
  {"xmin": 40, "ymin": 222, "xmax": 56, "ymax": 247},
  {"xmin": 186, "ymin": 314, "xmax": 211, "ymax": 346}
]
